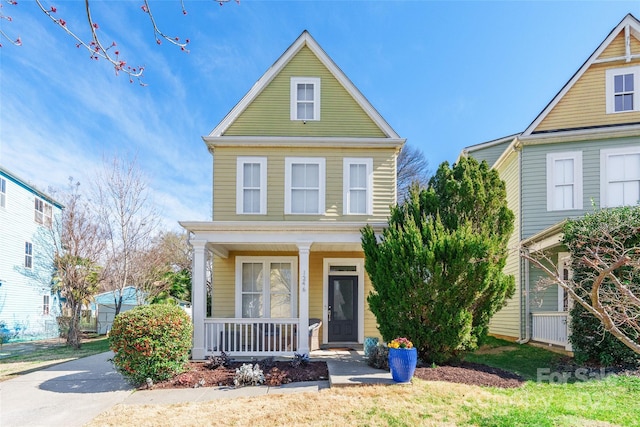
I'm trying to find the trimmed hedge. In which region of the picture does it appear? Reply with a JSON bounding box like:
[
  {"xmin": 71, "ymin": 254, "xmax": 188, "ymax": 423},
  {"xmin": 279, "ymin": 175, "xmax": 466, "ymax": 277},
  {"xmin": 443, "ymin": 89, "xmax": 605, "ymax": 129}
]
[{"xmin": 109, "ymin": 304, "xmax": 193, "ymax": 385}]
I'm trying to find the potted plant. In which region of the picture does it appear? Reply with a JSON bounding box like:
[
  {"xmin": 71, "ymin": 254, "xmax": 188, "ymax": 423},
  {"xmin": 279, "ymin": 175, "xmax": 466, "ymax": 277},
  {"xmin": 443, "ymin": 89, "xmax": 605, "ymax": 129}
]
[{"xmin": 387, "ymin": 337, "xmax": 417, "ymax": 383}]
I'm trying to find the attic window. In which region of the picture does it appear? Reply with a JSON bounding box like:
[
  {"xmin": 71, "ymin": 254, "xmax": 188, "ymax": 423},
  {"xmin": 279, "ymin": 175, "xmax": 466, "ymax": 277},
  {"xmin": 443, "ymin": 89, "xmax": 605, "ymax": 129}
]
[
  {"xmin": 606, "ymin": 66, "xmax": 640, "ymax": 114},
  {"xmin": 291, "ymin": 77, "xmax": 320, "ymax": 121}
]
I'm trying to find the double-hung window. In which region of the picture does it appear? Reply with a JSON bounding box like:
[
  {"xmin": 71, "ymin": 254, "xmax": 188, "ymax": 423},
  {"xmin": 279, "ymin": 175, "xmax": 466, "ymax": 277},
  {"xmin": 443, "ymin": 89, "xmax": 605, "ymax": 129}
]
[
  {"xmin": 606, "ymin": 66, "xmax": 640, "ymax": 113},
  {"xmin": 285, "ymin": 157, "xmax": 325, "ymax": 215},
  {"xmin": 0, "ymin": 177, "xmax": 5, "ymax": 208},
  {"xmin": 43, "ymin": 295, "xmax": 50, "ymax": 315},
  {"xmin": 600, "ymin": 147, "xmax": 640, "ymax": 207},
  {"xmin": 546, "ymin": 152, "xmax": 583, "ymax": 211},
  {"xmin": 235, "ymin": 257, "xmax": 298, "ymax": 318},
  {"xmin": 290, "ymin": 77, "xmax": 320, "ymax": 121},
  {"xmin": 236, "ymin": 157, "xmax": 267, "ymax": 215},
  {"xmin": 25, "ymin": 242, "xmax": 33, "ymax": 269},
  {"xmin": 343, "ymin": 158, "xmax": 373, "ymax": 215},
  {"xmin": 34, "ymin": 197, "xmax": 52, "ymax": 227}
]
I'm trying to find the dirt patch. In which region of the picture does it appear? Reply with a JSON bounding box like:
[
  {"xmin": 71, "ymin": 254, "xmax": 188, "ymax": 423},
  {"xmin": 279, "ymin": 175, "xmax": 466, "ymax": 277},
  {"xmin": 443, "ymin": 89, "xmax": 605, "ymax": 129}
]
[
  {"xmin": 413, "ymin": 362, "xmax": 525, "ymax": 388},
  {"xmin": 150, "ymin": 361, "xmax": 329, "ymax": 389},
  {"xmin": 473, "ymin": 345, "xmax": 518, "ymax": 356}
]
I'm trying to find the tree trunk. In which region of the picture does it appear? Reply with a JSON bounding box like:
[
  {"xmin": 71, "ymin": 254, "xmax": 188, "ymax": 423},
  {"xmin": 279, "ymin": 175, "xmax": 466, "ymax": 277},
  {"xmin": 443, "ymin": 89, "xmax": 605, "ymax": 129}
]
[
  {"xmin": 66, "ymin": 303, "xmax": 82, "ymax": 349},
  {"xmin": 114, "ymin": 294, "xmax": 123, "ymax": 316}
]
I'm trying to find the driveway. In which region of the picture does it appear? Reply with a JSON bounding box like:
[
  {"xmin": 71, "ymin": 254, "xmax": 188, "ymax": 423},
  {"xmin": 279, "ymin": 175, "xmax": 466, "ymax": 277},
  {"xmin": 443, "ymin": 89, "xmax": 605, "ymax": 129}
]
[{"xmin": 0, "ymin": 351, "xmax": 133, "ymax": 427}]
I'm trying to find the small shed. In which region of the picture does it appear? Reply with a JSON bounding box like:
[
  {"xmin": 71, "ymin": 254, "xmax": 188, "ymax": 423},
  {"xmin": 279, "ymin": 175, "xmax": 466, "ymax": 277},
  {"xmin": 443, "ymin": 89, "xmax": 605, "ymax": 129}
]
[{"xmin": 93, "ymin": 287, "xmax": 146, "ymax": 335}]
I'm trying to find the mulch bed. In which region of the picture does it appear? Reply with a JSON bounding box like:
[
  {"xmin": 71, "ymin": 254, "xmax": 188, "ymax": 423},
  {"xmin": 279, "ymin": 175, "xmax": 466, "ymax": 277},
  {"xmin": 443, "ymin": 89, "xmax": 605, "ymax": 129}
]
[
  {"xmin": 150, "ymin": 361, "xmax": 329, "ymax": 389},
  {"xmin": 150, "ymin": 360, "xmax": 524, "ymax": 389},
  {"xmin": 413, "ymin": 362, "xmax": 524, "ymax": 388}
]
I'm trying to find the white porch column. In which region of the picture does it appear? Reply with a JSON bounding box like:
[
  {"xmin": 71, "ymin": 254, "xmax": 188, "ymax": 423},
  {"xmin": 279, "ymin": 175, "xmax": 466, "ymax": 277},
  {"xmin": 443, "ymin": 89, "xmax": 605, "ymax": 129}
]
[
  {"xmin": 190, "ymin": 239, "xmax": 208, "ymax": 360},
  {"xmin": 297, "ymin": 243, "xmax": 311, "ymax": 355}
]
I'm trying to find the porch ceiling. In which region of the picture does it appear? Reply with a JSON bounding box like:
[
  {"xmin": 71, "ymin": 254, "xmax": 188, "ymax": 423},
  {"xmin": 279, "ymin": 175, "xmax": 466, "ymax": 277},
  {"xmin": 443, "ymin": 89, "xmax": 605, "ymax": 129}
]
[{"xmin": 180, "ymin": 220, "xmax": 386, "ymax": 258}]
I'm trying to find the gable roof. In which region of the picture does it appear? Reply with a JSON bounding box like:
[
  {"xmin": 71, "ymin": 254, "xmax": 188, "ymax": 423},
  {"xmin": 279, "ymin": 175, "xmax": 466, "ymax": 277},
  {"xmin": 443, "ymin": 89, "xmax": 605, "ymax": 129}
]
[
  {"xmin": 523, "ymin": 13, "xmax": 640, "ymax": 136},
  {"xmin": 208, "ymin": 31, "xmax": 401, "ymax": 139}
]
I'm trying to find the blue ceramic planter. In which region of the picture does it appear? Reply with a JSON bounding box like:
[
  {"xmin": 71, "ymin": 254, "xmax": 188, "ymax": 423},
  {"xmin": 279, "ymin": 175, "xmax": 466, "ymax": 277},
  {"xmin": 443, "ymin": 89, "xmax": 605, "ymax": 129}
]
[{"xmin": 388, "ymin": 347, "xmax": 417, "ymax": 382}]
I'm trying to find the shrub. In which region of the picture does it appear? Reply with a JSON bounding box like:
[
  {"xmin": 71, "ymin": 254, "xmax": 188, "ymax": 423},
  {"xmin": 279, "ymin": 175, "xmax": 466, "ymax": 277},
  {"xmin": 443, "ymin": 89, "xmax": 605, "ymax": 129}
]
[
  {"xmin": 362, "ymin": 158, "xmax": 514, "ymax": 364},
  {"xmin": 367, "ymin": 344, "xmax": 389, "ymax": 370},
  {"xmin": 109, "ymin": 304, "xmax": 193, "ymax": 385},
  {"xmin": 563, "ymin": 206, "xmax": 640, "ymax": 367},
  {"xmin": 233, "ymin": 363, "xmax": 265, "ymax": 386}
]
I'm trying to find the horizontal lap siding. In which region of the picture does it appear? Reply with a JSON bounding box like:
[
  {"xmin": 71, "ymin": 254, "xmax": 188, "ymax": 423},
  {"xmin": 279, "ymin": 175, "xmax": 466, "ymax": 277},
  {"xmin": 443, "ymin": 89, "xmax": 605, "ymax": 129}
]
[
  {"xmin": 529, "ymin": 252, "xmax": 560, "ymax": 313},
  {"xmin": 487, "ymin": 151, "xmax": 521, "ymax": 339},
  {"xmin": 212, "ymin": 251, "xmax": 376, "ymax": 342},
  {"xmin": 535, "ymin": 33, "xmax": 640, "ymax": 132},
  {"xmin": 521, "ymin": 136, "xmax": 640, "ymax": 239},
  {"xmin": 225, "ymin": 47, "xmax": 385, "ymax": 138},
  {"xmin": 468, "ymin": 140, "xmax": 512, "ymax": 166},
  {"xmin": 213, "ymin": 146, "xmax": 396, "ymax": 222},
  {"xmin": 0, "ymin": 174, "xmax": 60, "ymax": 336}
]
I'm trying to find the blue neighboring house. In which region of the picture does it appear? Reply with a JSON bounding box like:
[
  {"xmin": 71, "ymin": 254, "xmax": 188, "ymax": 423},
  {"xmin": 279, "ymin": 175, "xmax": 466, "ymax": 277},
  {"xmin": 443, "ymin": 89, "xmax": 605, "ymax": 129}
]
[
  {"xmin": 0, "ymin": 166, "xmax": 63, "ymax": 341},
  {"xmin": 91, "ymin": 286, "xmax": 146, "ymax": 334}
]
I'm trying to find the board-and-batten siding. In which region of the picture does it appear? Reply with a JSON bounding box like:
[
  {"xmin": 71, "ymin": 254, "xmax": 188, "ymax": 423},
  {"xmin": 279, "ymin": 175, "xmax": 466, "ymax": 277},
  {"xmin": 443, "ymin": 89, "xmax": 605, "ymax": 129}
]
[
  {"xmin": 485, "ymin": 150, "xmax": 521, "ymax": 339},
  {"xmin": 224, "ymin": 47, "xmax": 385, "ymax": 138},
  {"xmin": 212, "ymin": 146, "xmax": 396, "ymax": 222},
  {"xmin": 535, "ymin": 33, "xmax": 640, "ymax": 132},
  {"xmin": 0, "ymin": 173, "xmax": 60, "ymax": 337},
  {"xmin": 520, "ymin": 136, "xmax": 640, "ymax": 239}
]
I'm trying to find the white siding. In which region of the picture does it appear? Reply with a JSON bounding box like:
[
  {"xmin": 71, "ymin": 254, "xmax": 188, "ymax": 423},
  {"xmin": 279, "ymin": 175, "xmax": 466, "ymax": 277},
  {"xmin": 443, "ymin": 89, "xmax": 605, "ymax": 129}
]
[{"xmin": 0, "ymin": 170, "xmax": 62, "ymax": 340}]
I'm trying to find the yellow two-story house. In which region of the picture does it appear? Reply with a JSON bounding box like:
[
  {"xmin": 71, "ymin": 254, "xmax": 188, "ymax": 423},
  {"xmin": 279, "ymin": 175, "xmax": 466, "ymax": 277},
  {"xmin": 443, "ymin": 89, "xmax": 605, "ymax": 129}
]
[{"xmin": 181, "ymin": 31, "xmax": 405, "ymax": 359}]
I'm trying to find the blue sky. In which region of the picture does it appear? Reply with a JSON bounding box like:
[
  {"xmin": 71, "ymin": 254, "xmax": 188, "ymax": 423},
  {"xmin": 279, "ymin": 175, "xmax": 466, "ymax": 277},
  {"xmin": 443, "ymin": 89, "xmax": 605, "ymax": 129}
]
[{"xmin": 1, "ymin": 0, "xmax": 639, "ymax": 228}]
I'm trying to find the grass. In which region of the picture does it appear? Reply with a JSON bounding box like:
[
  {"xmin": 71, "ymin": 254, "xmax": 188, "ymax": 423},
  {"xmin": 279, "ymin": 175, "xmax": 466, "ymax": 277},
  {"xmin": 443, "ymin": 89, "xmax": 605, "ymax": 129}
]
[
  {"xmin": 0, "ymin": 336, "xmax": 111, "ymax": 381},
  {"xmin": 466, "ymin": 336, "xmax": 563, "ymax": 380},
  {"xmin": 86, "ymin": 337, "xmax": 640, "ymax": 427}
]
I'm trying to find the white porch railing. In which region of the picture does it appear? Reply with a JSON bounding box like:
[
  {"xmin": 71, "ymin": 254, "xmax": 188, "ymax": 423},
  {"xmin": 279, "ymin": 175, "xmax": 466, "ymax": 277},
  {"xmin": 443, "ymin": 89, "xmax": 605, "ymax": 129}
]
[
  {"xmin": 204, "ymin": 318, "xmax": 298, "ymax": 356},
  {"xmin": 531, "ymin": 312, "xmax": 570, "ymax": 348}
]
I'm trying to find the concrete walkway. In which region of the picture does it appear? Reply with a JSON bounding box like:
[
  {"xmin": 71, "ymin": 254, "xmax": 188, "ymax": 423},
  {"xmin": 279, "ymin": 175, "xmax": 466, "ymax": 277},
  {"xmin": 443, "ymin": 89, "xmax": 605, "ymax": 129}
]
[{"xmin": 0, "ymin": 349, "xmax": 393, "ymax": 426}]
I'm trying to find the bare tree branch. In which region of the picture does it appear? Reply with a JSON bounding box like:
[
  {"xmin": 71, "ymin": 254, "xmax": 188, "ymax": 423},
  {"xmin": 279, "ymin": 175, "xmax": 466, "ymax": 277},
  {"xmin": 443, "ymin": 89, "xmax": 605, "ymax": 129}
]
[{"xmin": 523, "ymin": 242, "xmax": 640, "ymax": 355}]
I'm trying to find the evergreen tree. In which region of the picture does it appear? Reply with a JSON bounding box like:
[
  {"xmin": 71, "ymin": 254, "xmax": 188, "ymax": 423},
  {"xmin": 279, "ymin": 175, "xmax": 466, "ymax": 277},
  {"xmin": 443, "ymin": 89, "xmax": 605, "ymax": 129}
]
[{"xmin": 362, "ymin": 157, "xmax": 514, "ymax": 363}]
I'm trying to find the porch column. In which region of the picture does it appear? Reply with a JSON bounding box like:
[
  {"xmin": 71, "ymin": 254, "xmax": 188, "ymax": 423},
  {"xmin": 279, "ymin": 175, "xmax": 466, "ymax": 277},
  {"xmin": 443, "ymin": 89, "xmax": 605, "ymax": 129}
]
[
  {"xmin": 297, "ymin": 243, "xmax": 311, "ymax": 354},
  {"xmin": 191, "ymin": 239, "xmax": 208, "ymax": 360}
]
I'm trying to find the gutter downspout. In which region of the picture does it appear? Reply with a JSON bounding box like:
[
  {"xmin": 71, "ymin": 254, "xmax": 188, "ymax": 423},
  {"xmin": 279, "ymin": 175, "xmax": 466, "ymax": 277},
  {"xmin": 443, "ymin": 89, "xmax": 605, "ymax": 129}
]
[
  {"xmin": 515, "ymin": 141, "xmax": 530, "ymax": 344},
  {"xmin": 517, "ymin": 250, "xmax": 531, "ymax": 344}
]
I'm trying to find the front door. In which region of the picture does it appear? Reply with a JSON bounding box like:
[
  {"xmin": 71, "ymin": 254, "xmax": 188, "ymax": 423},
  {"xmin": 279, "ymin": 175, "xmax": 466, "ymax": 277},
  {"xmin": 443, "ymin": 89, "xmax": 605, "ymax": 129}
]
[{"xmin": 328, "ymin": 275, "xmax": 358, "ymax": 342}]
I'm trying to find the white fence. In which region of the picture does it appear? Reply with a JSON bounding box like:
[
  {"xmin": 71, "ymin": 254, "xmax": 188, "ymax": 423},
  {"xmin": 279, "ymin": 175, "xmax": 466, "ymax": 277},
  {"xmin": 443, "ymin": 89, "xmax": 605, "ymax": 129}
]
[
  {"xmin": 531, "ymin": 312, "xmax": 570, "ymax": 349},
  {"xmin": 204, "ymin": 318, "xmax": 299, "ymax": 356}
]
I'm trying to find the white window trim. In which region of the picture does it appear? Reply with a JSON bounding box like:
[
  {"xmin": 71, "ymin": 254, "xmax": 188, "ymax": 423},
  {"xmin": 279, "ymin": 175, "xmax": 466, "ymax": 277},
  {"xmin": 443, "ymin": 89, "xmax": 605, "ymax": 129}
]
[
  {"xmin": 322, "ymin": 258, "xmax": 365, "ymax": 344},
  {"xmin": 546, "ymin": 151, "xmax": 583, "ymax": 211},
  {"xmin": 25, "ymin": 241, "xmax": 33, "ymax": 269},
  {"xmin": 600, "ymin": 146, "xmax": 640, "ymax": 208},
  {"xmin": 343, "ymin": 158, "xmax": 373, "ymax": 215},
  {"xmin": 234, "ymin": 256, "xmax": 298, "ymax": 318},
  {"xmin": 0, "ymin": 177, "xmax": 6, "ymax": 209},
  {"xmin": 290, "ymin": 77, "xmax": 321, "ymax": 121},
  {"xmin": 236, "ymin": 156, "xmax": 267, "ymax": 215},
  {"xmin": 605, "ymin": 66, "xmax": 640, "ymax": 114},
  {"xmin": 284, "ymin": 157, "xmax": 326, "ymax": 215}
]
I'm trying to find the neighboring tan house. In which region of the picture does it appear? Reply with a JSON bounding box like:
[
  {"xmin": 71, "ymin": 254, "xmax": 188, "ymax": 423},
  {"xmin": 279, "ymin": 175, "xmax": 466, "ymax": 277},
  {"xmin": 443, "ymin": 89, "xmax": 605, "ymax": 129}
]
[
  {"xmin": 0, "ymin": 166, "xmax": 63, "ymax": 341},
  {"xmin": 462, "ymin": 14, "xmax": 640, "ymax": 351},
  {"xmin": 181, "ymin": 31, "xmax": 405, "ymax": 358}
]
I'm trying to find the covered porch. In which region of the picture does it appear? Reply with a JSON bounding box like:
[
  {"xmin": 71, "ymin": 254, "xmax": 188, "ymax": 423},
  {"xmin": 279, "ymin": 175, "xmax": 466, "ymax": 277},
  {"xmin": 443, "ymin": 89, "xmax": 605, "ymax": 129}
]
[
  {"xmin": 180, "ymin": 221, "xmax": 383, "ymax": 359},
  {"xmin": 522, "ymin": 222, "xmax": 573, "ymax": 351}
]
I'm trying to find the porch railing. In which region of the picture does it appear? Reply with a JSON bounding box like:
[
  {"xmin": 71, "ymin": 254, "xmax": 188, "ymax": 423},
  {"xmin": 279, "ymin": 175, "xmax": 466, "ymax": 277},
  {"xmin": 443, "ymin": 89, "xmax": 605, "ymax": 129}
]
[
  {"xmin": 204, "ymin": 318, "xmax": 298, "ymax": 356},
  {"xmin": 531, "ymin": 312, "xmax": 569, "ymax": 347}
]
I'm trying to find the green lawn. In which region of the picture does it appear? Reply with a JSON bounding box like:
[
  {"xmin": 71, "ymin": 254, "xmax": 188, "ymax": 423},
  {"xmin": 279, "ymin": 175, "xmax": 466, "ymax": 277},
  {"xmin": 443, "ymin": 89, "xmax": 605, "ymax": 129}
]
[{"xmin": 0, "ymin": 336, "xmax": 111, "ymax": 381}]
